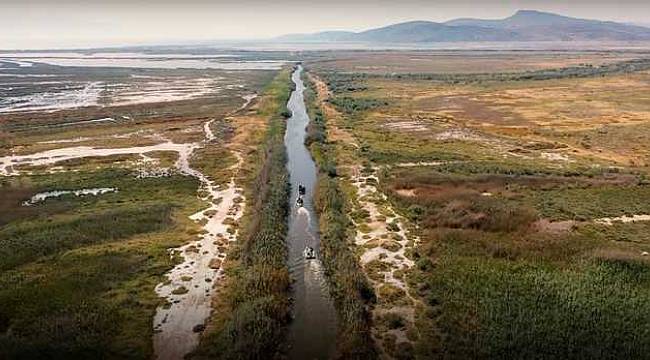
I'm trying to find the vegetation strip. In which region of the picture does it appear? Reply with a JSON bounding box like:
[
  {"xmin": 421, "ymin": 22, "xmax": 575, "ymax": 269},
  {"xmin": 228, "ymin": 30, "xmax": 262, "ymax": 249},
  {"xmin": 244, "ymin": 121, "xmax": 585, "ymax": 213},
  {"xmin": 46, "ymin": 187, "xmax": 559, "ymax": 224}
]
[
  {"xmin": 321, "ymin": 57, "xmax": 650, "ymax": 86},
  {"xmin": 303, "ymin": 71, "xmax": 378, "ymax": 359},
  {"xmin": 0, "ymin": 204, "xmax": 173, "ymax": 271}
]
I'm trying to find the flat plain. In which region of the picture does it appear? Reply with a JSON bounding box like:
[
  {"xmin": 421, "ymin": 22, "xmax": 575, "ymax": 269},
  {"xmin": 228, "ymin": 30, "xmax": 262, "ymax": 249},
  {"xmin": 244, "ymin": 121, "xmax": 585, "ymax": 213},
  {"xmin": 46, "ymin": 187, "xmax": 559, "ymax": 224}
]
[{"xmin": 2, "ymin": 47, "xmax": 650, "ymax": 360}]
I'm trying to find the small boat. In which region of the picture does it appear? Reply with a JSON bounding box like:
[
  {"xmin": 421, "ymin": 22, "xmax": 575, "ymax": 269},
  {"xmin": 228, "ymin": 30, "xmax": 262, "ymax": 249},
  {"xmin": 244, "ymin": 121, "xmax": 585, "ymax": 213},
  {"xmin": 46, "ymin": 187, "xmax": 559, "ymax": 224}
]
[
  {"xmin": 303, "ymin": 246, "xmax": 316, "ymax": 260},
  {"xmin": 298, "ymin": 184, "xmax": 306, "ymax": 195},
  {"xmin": 296, "ymin": 196, "xmax": 304, "ymax": 207}
]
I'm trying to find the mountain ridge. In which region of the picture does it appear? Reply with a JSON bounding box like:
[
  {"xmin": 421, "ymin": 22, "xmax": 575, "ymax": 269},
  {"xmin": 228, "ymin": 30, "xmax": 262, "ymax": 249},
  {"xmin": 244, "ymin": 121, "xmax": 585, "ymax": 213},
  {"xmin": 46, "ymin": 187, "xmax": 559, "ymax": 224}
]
[{"xmin": 277, "ymin": 10, "xmax": 650, "ymax": 43}]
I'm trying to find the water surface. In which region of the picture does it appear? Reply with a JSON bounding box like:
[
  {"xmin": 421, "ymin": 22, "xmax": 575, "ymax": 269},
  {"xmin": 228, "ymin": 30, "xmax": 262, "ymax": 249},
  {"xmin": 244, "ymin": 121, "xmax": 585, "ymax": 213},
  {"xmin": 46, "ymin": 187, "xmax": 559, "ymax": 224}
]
[{"xmin": 284, "ymin": 65, "xmax": 338, "ymax": 359}]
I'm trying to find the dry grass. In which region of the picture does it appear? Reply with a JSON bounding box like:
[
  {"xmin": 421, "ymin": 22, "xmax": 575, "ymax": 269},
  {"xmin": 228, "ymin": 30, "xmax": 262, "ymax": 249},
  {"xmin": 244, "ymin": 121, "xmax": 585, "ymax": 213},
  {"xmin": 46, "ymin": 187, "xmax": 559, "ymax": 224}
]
[
  {"xmin": 307, "ymin": 50, "xmax": 641, "ymax": 74},
  {"xmin": 320, "ymin": 65, "xmax": 650, "ymax": 167}
]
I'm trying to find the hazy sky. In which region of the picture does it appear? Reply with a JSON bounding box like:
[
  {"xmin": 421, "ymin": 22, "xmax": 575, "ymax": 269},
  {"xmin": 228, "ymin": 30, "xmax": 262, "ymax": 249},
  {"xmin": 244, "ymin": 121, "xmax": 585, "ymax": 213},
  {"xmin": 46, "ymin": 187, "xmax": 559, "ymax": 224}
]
[{"xmin": 1, "ymin": 0, "xmax": 649, "ymax": 49}]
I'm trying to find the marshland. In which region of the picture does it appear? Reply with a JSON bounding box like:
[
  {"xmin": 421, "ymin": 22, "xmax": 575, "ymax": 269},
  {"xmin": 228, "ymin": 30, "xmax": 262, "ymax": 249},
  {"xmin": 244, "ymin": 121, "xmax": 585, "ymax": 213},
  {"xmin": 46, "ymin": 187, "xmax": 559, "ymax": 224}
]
[{"xmin": 2, "ymin": 26, "xmax": 650, "ymax": 360}]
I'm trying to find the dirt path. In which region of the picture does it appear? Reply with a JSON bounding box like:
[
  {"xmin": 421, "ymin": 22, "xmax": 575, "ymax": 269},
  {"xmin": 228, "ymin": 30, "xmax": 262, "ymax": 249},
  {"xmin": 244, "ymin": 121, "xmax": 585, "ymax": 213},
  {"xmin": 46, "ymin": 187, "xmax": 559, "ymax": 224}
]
[{"xmin": 308, "ymin": 73, "xmax": 358, "ymax": 147}]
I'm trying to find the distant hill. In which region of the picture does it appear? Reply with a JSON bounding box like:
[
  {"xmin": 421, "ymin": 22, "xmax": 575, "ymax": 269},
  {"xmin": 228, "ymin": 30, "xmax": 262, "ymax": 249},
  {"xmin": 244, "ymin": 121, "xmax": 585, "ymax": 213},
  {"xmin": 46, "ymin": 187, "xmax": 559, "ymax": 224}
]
[{"xmin": 277, "ymin": 10, "xmax": 650, "ymax": 43}]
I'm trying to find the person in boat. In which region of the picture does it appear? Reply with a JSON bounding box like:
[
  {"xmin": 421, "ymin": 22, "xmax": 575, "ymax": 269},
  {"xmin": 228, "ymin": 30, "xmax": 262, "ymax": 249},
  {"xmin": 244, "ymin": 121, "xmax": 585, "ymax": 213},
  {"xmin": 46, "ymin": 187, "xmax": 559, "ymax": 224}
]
[
  {"xmin": 298, "ymin": 184, "xmax": 306, "ymax": 195},
  {"xmin": 296, "ymin": 196, "xmax": 304, "ymax": 207},
  {"xmin": 303, "ymin": 246, "xmax": 315, "ymax": 259}
]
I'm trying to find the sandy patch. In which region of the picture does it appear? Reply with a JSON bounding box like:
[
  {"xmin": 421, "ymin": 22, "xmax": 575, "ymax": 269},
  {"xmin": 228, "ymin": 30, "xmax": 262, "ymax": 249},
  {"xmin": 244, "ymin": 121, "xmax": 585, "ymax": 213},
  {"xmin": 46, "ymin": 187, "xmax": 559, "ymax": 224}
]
[
  {"xmin": 383, "ymin": 120, "xmax": 429, "ymax": 132},
  {"xmin": 395, "ymin": 161, "xmax": 448, "ymax": 167},
  {"xmin": 540, "ymin": 152, "xmax": 573, "ymax": 162},
  {"xmin": 594, "ymin": 214, "xmax": 650, "ymax": 226},
  {"xmin": 349, "ymin": 166, "xmax": 420, "ymax": 355},
  {"xmin": 395, "ymin": 189, "xmax": 416, "ymax": 197},
  {"xmin": 532, "ymin": 219, "xmax": 576, "ymax": 234},
  {"xmin": 434, "ymin": 128, "xmax": 490, "ymax": 142}
]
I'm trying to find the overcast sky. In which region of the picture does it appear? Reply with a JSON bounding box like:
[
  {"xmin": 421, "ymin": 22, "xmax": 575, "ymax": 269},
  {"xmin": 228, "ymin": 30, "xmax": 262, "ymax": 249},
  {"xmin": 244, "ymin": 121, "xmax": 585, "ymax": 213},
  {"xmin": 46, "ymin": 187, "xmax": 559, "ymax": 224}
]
[{"xmin": 1, "ymin": 0, "xmax": 649, "ymax": 49}]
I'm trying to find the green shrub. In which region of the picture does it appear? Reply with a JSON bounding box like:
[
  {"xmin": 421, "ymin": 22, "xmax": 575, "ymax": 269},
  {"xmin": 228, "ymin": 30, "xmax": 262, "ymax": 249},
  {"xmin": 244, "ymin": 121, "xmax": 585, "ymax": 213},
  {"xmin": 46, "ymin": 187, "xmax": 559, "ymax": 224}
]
[
  {"xmin": 329, "ymin": 97, "xmax": 388, "ymax": 116},
  {"xmin": 321, "ymin": 58, "xmax": 650, "ymax": 87}
]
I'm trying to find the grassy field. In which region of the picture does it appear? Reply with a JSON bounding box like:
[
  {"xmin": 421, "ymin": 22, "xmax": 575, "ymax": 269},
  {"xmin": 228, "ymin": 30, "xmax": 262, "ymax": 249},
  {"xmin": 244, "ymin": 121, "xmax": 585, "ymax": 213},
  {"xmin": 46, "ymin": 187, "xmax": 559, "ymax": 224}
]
[
  {"xmin": 307, "ymin": 50, "xmax": 650, "ymax": 359},
  {"xmin": 0, "ymin": 169, "xmax": 204, "ymax": 358},
  {"xmin": 310, "ymin": 57, "xmax": 650, "ymax": 168}
]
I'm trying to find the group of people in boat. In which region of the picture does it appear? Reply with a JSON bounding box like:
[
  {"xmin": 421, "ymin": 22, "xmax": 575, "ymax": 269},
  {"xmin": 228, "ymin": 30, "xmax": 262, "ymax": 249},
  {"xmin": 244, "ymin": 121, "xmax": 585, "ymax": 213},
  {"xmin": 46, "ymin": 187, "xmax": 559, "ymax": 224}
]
[
  {"xmin": 296, "ymin": 183, "xmax": 306, "ymax": 207},
  {"xmin": 296, "ymin": 183, "xmax": 315, "ymax": 259},
  {"xmin": 303, "ymin": 246, "xmax": 315, "ymax": 259}
]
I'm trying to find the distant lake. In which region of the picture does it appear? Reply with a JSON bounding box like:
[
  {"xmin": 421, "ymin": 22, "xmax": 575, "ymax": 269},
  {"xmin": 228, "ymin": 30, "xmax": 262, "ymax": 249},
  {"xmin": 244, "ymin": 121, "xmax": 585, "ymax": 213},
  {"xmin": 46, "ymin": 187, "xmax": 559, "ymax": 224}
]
[{"xmin": 0, "ymin": 52, "xmax": 287, "ymax": 70}]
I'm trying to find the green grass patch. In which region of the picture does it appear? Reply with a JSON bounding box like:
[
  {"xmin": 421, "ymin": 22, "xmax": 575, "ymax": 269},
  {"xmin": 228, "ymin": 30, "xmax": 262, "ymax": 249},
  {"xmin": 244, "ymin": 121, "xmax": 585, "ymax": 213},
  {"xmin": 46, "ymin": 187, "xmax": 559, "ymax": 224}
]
[
  {"xmin": 414, "ymin": 255, "xmax": 650, "ymax": 359},
  {"xmin": 0, "ymin": 170, "xmax": 203, "ymax": 359},
  {"xmin": 526, "ymin": 185, "xmax": 650, "ymax": 221},
  {"xmin": 0, "ymin": 204, "xmax": 173, "ymax": 271}
]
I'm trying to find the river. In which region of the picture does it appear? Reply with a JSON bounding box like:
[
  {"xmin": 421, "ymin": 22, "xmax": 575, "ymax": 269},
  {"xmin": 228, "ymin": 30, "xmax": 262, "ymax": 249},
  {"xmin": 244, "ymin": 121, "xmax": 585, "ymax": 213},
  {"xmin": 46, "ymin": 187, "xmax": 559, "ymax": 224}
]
[{"xmin": 284, "ymin": 65, "xmax": 338, "ymax": 359}]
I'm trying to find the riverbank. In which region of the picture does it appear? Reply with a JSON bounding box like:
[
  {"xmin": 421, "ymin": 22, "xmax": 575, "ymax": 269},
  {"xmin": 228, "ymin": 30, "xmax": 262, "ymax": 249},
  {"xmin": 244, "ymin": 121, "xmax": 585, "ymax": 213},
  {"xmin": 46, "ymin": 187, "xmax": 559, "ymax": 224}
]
[{"xmin": 303, "ymin": 70, "xmax": 378, "ymax": 359}]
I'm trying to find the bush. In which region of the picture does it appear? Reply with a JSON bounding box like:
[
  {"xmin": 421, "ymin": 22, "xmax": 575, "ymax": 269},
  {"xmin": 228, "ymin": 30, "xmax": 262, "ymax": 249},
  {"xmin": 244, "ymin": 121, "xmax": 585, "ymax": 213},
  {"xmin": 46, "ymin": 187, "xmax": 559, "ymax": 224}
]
[
  {"xmin": 280, "ymin": 109, "xmax": 292, "ymax": 119},
  {"xmin": 381, "ymin": 312, "xmax": 406, "ymax": 330},
  {"xmin": 386, "ymin": 220, "xmax": 400, "ymax": 232},
  {"xmin": 329, "ymin": 96, "xmax": 387, "ymax": 116}
]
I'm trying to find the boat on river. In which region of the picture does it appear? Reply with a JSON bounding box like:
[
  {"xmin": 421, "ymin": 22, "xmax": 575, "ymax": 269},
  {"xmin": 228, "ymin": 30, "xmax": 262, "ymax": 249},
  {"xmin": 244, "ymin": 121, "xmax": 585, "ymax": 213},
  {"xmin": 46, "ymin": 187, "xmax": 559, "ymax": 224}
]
[{"xmin": 303, "ymin": 246, "xmax": 316, "ymax": 260}]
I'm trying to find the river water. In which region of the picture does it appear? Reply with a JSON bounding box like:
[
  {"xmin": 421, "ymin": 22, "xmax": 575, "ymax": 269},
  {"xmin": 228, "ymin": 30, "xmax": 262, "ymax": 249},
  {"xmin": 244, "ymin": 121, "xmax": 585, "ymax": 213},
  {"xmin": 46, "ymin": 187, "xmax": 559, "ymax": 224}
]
[{"xmin": 284, "ymin": 65, "xmax": 338, "ymax": 359}]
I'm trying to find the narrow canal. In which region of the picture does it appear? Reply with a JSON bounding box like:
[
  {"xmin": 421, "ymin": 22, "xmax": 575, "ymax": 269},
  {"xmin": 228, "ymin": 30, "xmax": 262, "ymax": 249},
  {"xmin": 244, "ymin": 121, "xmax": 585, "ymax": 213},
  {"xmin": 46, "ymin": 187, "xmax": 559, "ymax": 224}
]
[{"xmin": 284, "ymin": 65, "xmax": 338, "ymax": 359}]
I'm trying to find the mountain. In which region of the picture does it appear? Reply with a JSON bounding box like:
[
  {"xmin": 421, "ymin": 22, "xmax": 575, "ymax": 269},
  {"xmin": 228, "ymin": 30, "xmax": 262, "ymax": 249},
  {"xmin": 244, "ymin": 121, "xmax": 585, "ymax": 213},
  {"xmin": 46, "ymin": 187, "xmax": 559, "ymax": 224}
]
[
  {"xmin": 351, "ymin": 21, "xmax": 518, "ymax": 42},
  {"xmin": 446, "ymin": 10, "xmax": 650, "ymax": 41},
  {"xmin": 276, "ymin": 10, "xmax": 650, "ymax": 43},
  {"xmin": 628, "ymin": 22, "xmax": 650, "ymax": 29}
]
